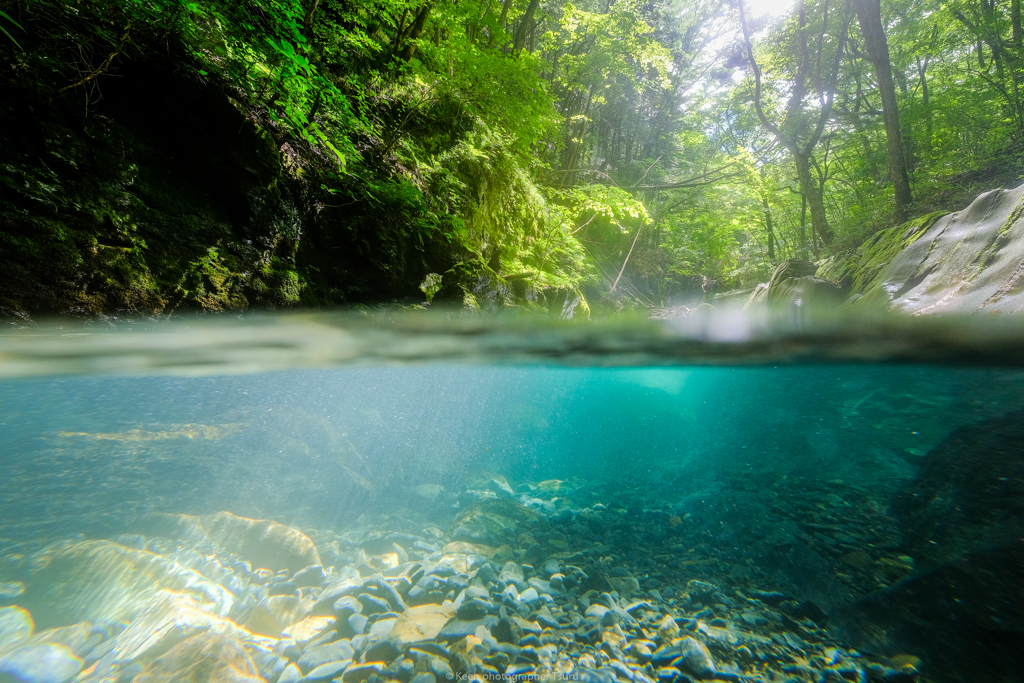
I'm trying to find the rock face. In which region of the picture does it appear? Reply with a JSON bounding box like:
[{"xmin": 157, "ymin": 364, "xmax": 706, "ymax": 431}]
[
  {"xmin": 852, "ymin": 185, "xmax": 1024, "ymax": 313},
  {"xmin": 141, "ymin": 511, "xmax": 320, "ymax": 573},
  {"xmin": 750, "ymin": 183, "xmax": 1024, "ymax": 314},
  {"xmin": 834, "ymin": 409, "xmax": 1024, "ymax": 683}
]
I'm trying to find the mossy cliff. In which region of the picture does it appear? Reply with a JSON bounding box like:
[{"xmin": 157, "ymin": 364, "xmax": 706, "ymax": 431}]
[{"xmin": 0, "ymin": 0, "xmax": 591, "ymax": 318}]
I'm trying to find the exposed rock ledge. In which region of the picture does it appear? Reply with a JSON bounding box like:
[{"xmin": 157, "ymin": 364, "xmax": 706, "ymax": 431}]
[{"xmin": 746, "ymin": 184, "xmax": 1024, "ymax": 314}]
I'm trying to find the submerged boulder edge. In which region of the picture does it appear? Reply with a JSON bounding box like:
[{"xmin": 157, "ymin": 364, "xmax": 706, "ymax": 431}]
[{"xmin": 139, "ymin": 510, "xmax": 321, "ymax": 574}]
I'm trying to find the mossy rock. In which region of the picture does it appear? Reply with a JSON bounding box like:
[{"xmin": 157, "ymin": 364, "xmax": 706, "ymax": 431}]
[{"xmin": 816, "ymin": 211, "xmax": 947, "ymax": 296}]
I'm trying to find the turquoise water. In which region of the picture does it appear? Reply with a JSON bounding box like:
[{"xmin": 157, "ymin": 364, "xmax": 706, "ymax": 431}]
[{"xmin": 0, "ymin": 313, "xmax": 1022, "ymax": 683}]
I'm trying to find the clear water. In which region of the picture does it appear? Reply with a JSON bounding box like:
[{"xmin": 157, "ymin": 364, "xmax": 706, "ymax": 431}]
[{"xmin": 0, "ymin": 312, "xmax": 1022, "ymax": 683}]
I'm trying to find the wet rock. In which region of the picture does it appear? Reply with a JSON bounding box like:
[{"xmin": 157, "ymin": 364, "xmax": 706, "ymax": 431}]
[
  {"xmin": 141, "ymin": 511, "xmax": 321, "ymax": 573},
  {"xmin": 364, "ymin": 639, "xmax": 402, "ymax": 664},
  {"xmin": 281, "ymin": 615, "xmax": 335, "ymax": 644},
  {"xmin": 132, "ymin": 633, "xmax": 262, "ymax": 683},
  {"xmin": 10, "ymin": 540, "xmax": 232, "ymax": 629},
  {"xmin": 107, "ymin": 589, "xmax": 256, "ymax": 663},
  {"xmin": 341, "ymin": 662, "xmax": 384, "ymax": 683},
  {"xmin": 306, "ymin": 659, "xmax": 353, "ymax": 682},
  {"xmin": 449, "ymin": 500, "xmax": 538, "ymax": 547},
  {"xmin": 0, "ymin": 607, "xmax": 32, "ymax": 648},
  {"xmin": 298, "ymin": 639, "xmax": 356, "ymax": 673},
  {"xmin": 291, "ymin": 565, "xmax": 327, "ymax": 588},
  {"xmin": 673, "ymin": 637, "xmax": 716, "ymax": 679},
  {"xmin": 833, "ymin": 408, "xmax": 1024, "ymax": 683},
  {"xmin": 456, "ymin": 598, "xmax": 489, "ymax": 621},
  {"xmin": 390, "ymin": 604, "xmax": 456, "ymax": 645},
  {"xmin": 438, "ymin": 618, "xmax": 497, "ymax": 641},
  {"xmin": 498, "ymin": 562, "xmax": 525, "ymax": 588},
  {"xmin": 244, "ymin": 595, "xmax": 313, "ymax": 637},
  {"xmin": 0, "ymin": 643, "xmax": 82, "ymax": 683}
]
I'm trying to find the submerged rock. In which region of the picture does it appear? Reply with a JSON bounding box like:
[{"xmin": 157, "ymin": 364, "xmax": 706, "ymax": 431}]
[
  {"xmin": 390, "ymin": 604, "xmax": 456, "ymax": 644},
  {"xmin": 448, "ymin": 499, "xmax": 538, "ymax": 547},
  {"xmin": 7, "ymin": 540, "xmax": 231, "ymax": 629},
  {"xmin": 0, "ymin": 607, "xmax": 32, "ymax": 649},
  {"xmin": 835, "ymin": 408, "xmax": 1024, "ymax": 683},
  {"xmin": 132, "ymin": 633, "xmax": 263, "ymax": 683},
  {"xmin": 141, "ymin": 511, "xmax": 321, "ymax": 573},
  {"xmin": 0, "ymin": 643, "xmax": 82, "ymax": 683}
]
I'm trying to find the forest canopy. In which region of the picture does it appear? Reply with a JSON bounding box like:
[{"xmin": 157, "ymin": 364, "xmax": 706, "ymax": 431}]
[{"xmin": 1, "ymin": 0, "xmax": 1022, "ymax": 313}]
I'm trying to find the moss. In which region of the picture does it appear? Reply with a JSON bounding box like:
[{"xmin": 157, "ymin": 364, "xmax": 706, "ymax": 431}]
[{"xmin": 816, "ymin": 211, "xmax": 948, "ymax": 296}]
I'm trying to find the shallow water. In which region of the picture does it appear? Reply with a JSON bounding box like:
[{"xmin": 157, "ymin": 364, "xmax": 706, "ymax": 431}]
[{"xmin": 1, "ymin": 312, "xmax": 1022, "ymax": 683}]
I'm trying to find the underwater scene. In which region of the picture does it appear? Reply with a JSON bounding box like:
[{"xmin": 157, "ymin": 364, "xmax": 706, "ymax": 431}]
[{"xmin": 1, "ymin": 315, "xmax": 1023, "ymax": 683}]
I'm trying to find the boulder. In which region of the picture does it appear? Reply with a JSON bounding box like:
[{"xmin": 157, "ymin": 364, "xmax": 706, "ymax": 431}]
[
  {"xmin": 108, "ymin": 589, "xmax": 260, "ymax": 663},
  {"xmin": 4, "ymin": 540, "xmax": 231, "ymax": 630},
  {"xmin": 141, "ymin": 511, "xmax": 320, "ymax": 573},
  {"xmin": 449, "ymin": 499, "xmax": 538, "ymax": 547},
  {"xmin": 132, "ymin": 633, "xmax": 264, "ymax": 683},
  {"xmin": 390, "ymin": 604, "xmax": 456, "ymax": 645},
  {"xmin": 833, "ymin": 408, "xmax": 1024, "ymax": 683}
]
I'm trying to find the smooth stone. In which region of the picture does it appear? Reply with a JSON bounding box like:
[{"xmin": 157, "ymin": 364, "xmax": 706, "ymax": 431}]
[
  {"xmin": 527, "ymin": 578, "xmax": 552, "ymax": 594},
  {"xmin": 0, "ymin": 643, "xmax": 82, "ymax": 683},
  {"xmin": 0, "ymin": 607, "xmax": 33, "ymax": 647},
  {"xmin": 279, "ymin": 663, "xmax": 303, "ymax": 683},
  {"xmin": 505, "ymin": 663, "xmax": 535, "ymax": 676},
  {"xmin": 456, "ymin": 598, "xmax": 489, "ymax": 621},
  {"xmin": 333, "ymin": 596, "xmax": 363, "ymax": 621},
  {"xmin": 282, "ymin": 616, "xmax": 336, "ymax": 645},
  {"xmin": 108, "ymin": 590, "xmax": 259, "ymax": 663},
  {"xmin": 341, "ymin": 662, "xmax": 384, "ymax": 683},
  {"xmin": 575, "ymin": 668, "xmax": 617, "ymax": 683},
  {"xmin": 673, "ymin": 637, "xmax": 716, "ymax": 679},
  {"xmin": 511, "ymin": 616, "xmax": 540, "ymax": 634},
  {"xmin": 367, "ymin": 618, "xmax": 397, "ymax": 641},
  {"xmin": 364, "ymin": 639, "xmax": 401, "ymax": 664},
  {"xmin": 390, "ymin": 604, "xmax": 456, "ymax": 645},
  {"xmin": 298, "ymin": 639, "xmax": 355, "ymax": 673},
  {"xmin": 438, "ymin": 618, "xmax": 497, "ymax": 640},
  {"xmin": 541, "ymin": 559, "xmax": 560, "ymax": 577},
  {"xmin": 347, "ymin": 613, "xmax": 368, "ymax": 636},
  {"xmin": 585, "ymin": 605, "xmax": 609, "ymax": 620},
  {"xmin": 533, "ymin": 606, "xmax": 559, "ymax": 629},
  {"xmin": 303, "ymin": 659, "xmax": 352, "ymax": 682},
  {"xmin": 140, "ymin": 511, "xmax": 321, "ymax": 574},
  {"xmin": 498, "ymin": 562, "xmax": 525, "ymax": 588},
  {"xmin": 292, "ymin": 565, "xmax": 327, "ymax": 588},
  {"xmin": 14, "ymin": 540, "xmax": 233, "ymax": 629},
  {"xmin": 244, "ymin": 595, "xmax": 313, "ymax": 637},
  {"xmin": 131, "ymin": 634, "xmax": 262, "ymax": 683},
  {"xmin": 609, "ymin": 576, "xmax": 640, "ymax": 598},
  {"xmin": 518, "ymin": 588, "xmax": 540, "ymax": 604},
  {"xmin": 269, "ymin": 581, "xmax": 300, "ymax": 597}
]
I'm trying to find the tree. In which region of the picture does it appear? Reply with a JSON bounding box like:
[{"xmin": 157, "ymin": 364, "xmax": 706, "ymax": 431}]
[
  {"xmin": 852, "ymin": 0, "xmax": 913, "ymax": 219},
  {"xmin": 739, "ymin": 0, "xmax": 852, "ymax": 246}
]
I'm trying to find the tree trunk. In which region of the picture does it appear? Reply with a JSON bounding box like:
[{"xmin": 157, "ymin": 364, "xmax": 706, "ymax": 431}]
[
  {"xmin": 853, "ymin": 0, "xmax": 913, "ymax": 221},
  {"xmin": 512, "ymin": 0, "xmax": 541, "ymax": 55},
  {"xmin": 399, "ymin": 2, "xmax": 432, "ymax": 62},
  {"xmin": 763, "ymin": 195, "xmax": 776, "ymax": 262},
  {"xmin": 793, "ymin": 151, "xmax": 832, "ymax": 246}
]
